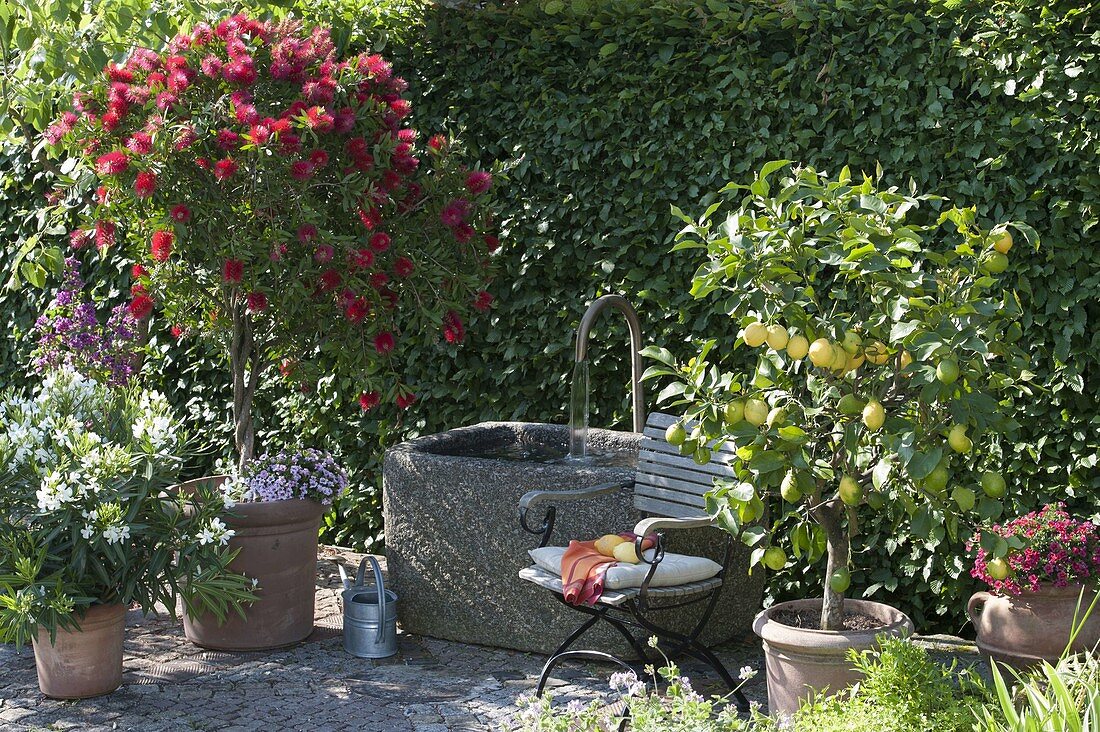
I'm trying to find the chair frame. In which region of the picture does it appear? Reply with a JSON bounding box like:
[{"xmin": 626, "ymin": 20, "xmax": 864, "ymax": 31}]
[{"xmin": 518, "ymin": 479, "xmax": 749, "ymax": 713}]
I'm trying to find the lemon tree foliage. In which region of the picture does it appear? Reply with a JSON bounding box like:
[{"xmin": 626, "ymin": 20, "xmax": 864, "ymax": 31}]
[{"xmin": 643, "ymin": 163, "xmax": 1037, "ymax": 629}]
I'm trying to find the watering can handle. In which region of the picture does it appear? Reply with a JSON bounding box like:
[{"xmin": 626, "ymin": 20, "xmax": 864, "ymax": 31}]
[{"xmin": 367, "ymin": 555, "xmax": 387, "ymax": 644}]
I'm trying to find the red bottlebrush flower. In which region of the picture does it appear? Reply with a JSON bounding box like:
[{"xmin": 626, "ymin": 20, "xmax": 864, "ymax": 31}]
[
  {"xmin": 170, "ymin": 204, "xmax": 191, "ymax": 223},
  {"xmin": 393, "ymin": 256, "xmax": 415, "ymax": 278},
  {"xmin": 388, "ymin": 99, "xmax": 411, "ymax": 120},
  {"xmin": 453, "ymin": 223, "xmax": 475, "ymax": 244},
  {"xmin": 334, "ymin": 107, "xmax": 357, "ymax": 134},
  {"xmin": 369, "ymin": 272, "xmax": 389, "ymax": 290},
  {"xmin": 380, "ymin": 169, "xmax": 402, "ymax": 192},
  {"xmin": 358, "ymin": 207, "xmax": 381, "ymax": 231},
  {"xmin": 95, "ymin": 151, "xmax": 129, "ymax": 176},
  {"xmin": 171, "ymin": 324, "xmax": 184, "ymax": 339},
  {"xmin": 126, "ymin": 131, "xmax": 153, "ymax": 155},
  {"xmin": 289, "ymin": 160, "xmax": 315, "ymax": 181},
  {"xmin": 95, "ymin": 186, "xmax": 110, "ymax": 205},
  {"xmin": 278, "ymin": 359, "xmax": 296, "ymax": 378},
  {"xmin": 222, "ymin": 258, "xmax": 244, "ymax": 283},
  {"xmin": 175, "ymin": 126, "xmax": 198, "ymax": 150},
  {"xmin": 168, "ymin": 70, "xmax": 191, "ymax": 94},
  {"xmin": 358, "ymin": 390, "xmax": 381, "ymax": 411},
  {"xmin": 246, "ymin": 291, "xmax": 268, "ymax": 312},
  {"xmin": 155, "ymin": 92, "xmax": 178, "ymax": 110},
  {"xmin": 346, "ymin": 137, "xmax": 369, "ymax": 158},
  {"xmin": 105, "ymin": 62, "xmax": 134, "ymax": 83},
  {"xmin": 297, "ymin": 224, "xmax": 318, "ymax": 243},
  {"xmin": 224, "ymin": 60, "xmax": 258, "ymax": 86},
  {"xmin": 465, "ymin": 170, "xmax": 492, "ymax": 195},
  {"xmin": 216, "ymin": 129, "xmax": 240, "ymax": 149},
  {"xmin": 151, "ymin": 229, "xmax": 174, "ymax": 262},
  {"xmin": 234, "ymin": 102, "xmax": 259, "ymax": 125},
  {"xmin": 319, "ymin": 269, "xmax": 342, "ymax": 292},
  {"xmin": 131, "ymin": 263, "xmax": 147, "ymax": 278},
  {"xmin": 129, "ymin": 294, "xmax": 154, "ymax": 319},
  {"xmin": 314, "ymin": 244, "xmax": 335, "ymax": 263},
  {"xmin": 443, "ymin": 311, "xmax": 465, "ymax": 344},
  {"xmin": 396, "ymin": 391, "xmax": 417, "ymax": 410},
  {"xmin": 348, "ymin": 248, "xmax": 374, "ymax": 269},
  {"xmin": 131, "ymin": 283, "xmax": 146, "ymax": 297},
  {"xmin": 484, "ymin": 235, "xmax": 501, "ymax": 253},
  {"xmin": 134, "ymin": 171, "xmax": 157, "ymax": 198},
  {"xmin": 473, "ymin": 290, "xmax": 493, "ymax": 312},
  {"xmin": 95, "ymin": 220, "xmax": 116, "ymax": 249},
  {"xmin": 200, "ymin": 55, "xmax": 223, "ymax": 77},
  {"xmin": 279, "ymin": 132, "xmax": 302, "ymax": 155},
  {"xmin": 70, "ymin": 229, "xmax": 92, "ymax": 250},
  {"xmin": 270, "ymin": 242, "xmax": 288, "ymax": 261},
  {"xmin": 369, "ymin": 232, "xmax": 391, "ymax": 253},
  {"xmin": 304, "ymin": 105, "xmax": 334, "ymax": 132},
  {"xmin": 428, "ymin": 134, "xmax": 447, "ymax": 152},
  {"xmin": 392, "ymin": 154, "xmax": 419, "ymax": 175},
  {"xmin": 100, "ymin": 111, "xmax": 121, "ymax": 132},
  {"xmin": 345, "ymin": 296, "xmax": 370, "ymax": 324},
  {"xmin": 270, "ymin": 117, "xmax": 291, "ymax": 135},
  {"xmin": 308, "ymin": 149, "xmax": 329, "ymax": 167},
  {"xmin": 374, "ymin": 331, "xmax": 395, "ymax": 354},
  {"xmin": 213, "ymin": 157, "xmax": 238, "ymax": 181},
  {"xmin": 248, "ymin": 123, "xmax": 271, "ymax": 145},
  {"xmin": 195, "ymin": 157, "xmax": 211, "ymax": 170},
  {"xmin": 440, "ymin": 199, "xmax": 470, "ymax": 228},
  {"xmin": 147, "ymin": 71, "xmax": 167, "ymax": 89}
]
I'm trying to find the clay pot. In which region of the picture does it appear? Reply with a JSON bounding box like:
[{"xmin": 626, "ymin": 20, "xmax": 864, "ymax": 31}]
[
  {"xmin": 753, "ymin": 598, "xmax": 914, "ymax": 716},
  {"xmin": 969, "ymin": 584, "xmax": 1100, "ymax": 668},
  {"xmin": 179, "ymin": 476, "xmax": 325, "ymax": 651},
  {"xmin": 32, "ymin": 603, "xmax": 127, "ymax": 699}
]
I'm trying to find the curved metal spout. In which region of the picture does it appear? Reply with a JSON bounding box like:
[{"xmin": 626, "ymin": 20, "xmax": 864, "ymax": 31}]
[{"xmin": 575, "ymin": 294, "xmax": 646, "ymax": 433}]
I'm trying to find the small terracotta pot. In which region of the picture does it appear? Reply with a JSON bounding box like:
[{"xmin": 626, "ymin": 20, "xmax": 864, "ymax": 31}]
[
  {"xmin": 32, "ymin": 603, "xmax": 127, "ymax": 699},
  {"xmin": 753, "ymin": 598, "xmax": 914, "ymax": 716},
  {"xmin": 179, "ymin": 476, "xmax": 325, "ymax": 651},
  {"xmin": 969, "ymin": 584, "xmax": 1100, "ymax": 668}
]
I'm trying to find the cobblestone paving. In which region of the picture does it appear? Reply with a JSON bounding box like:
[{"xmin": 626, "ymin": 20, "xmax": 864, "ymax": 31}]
[{"xmin": 0, "ymin": 547, "xmax": 979, "ymax": 731}]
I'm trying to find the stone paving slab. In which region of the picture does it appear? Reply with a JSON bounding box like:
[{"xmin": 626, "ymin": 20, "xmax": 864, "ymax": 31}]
[{"xmin": 0, "ymin": 547, "xmax": 981, "ymax": 731}]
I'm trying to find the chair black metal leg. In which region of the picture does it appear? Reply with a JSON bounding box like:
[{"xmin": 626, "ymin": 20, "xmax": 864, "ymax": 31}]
[
  {"xmin": 536, "ymin": 613, "xmax": 602, "ymax": 697},
  {"xmin": 537, "ymin": 649, "xmax": 635, "ymax": 698},
  {"xmin": 602, "ymin": 614, "xmax": 655, "ymax": 668}
]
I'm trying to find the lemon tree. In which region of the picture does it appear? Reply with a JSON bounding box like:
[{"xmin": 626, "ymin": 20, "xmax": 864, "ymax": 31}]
[{"xmin": 643, "ymin": 162, "xmax": 1037, "ymax": 630}]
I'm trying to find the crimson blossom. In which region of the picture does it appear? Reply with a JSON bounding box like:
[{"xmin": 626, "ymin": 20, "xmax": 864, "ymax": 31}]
[{"xmin": 51, "ymin": 14, "xmax": 498, "ymax": 469}]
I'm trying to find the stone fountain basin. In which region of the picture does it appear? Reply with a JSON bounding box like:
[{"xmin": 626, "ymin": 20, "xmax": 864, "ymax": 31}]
[{"xmin": 382, "ymin": 422, "xmax": 763, "ymax": 654}]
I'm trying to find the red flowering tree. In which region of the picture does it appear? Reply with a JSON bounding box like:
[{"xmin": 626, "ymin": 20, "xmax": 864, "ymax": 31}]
[{"xmin": 50, "ymin": 15, "xmax": 498, "ymax": 469}]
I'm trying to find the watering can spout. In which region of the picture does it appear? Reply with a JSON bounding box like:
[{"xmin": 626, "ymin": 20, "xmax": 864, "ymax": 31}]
[{"xmin": 338, "ymin": 563, "xmax": 352, "ymax": 591}]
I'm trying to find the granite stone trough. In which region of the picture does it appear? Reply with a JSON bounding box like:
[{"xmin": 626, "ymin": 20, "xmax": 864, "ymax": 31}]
[{"xmin": 382, "ymin": 422, "xmax": 764, "ymax": 655}]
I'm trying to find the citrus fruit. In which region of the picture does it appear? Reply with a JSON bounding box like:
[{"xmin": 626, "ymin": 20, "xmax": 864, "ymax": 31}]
[
  {"xmin": 841, "ymin": 331, "xmax": 863, "ymax": 355},
  {"xmin": 594, "ymin": 534, "xmax": 627, "ymax": 557},
  {"xmin": 981, "ymin": 470, "xmax": 1006, "ymax": 498},
  {"xmin": 865, "ymin": 340, "xmax": 890, "ymax": 365},
  {"xmin": 744, "ymin": 322, "xmax": 769, "ymax": 347},
  {"xmin": 724, "ymin": 399, "xmax": 745, "ymax": 424},
  {"xmin": 780, "ymin": 471, "xmax": 803, "ymax": 503},
  {"xmin": 839, "ymin": 475, "xmax": 863, "ymax": 506},
  {"xmin": 613, "ymin": 541, "xmax": 641, "ymax": 564},
  {"xmin": 830, "ymin": 344, "xmax": 849, "ymax": 371},
  {"xmin": 936, "ymin": 358, "xmax": 960, "ymax": 385},
  {"xmin": 982, "ymin": 251, "xmax": 1009, "ymax": 274},
  {"xmin": 925, "ymin": 465, "xmax": 950, "ymax": 493},
  {"xmin": 766, "ymin": 406, "xmax": 786, "ymax": 428},
  {"xmin": 744, "ymin": 399, "xmax": 769, "ymax": 426},
  {"xmin": 829, "ymin": 567, "xmax": 852, "ymax": 593},
  {"xmin": 766, "ymin": 324, "xmax": 790, "ymax": 350},
  {"xmin": 899, "ymin": 351, "xmax": 913, "ymax": 370},
  {"xmin": 693, "ymin": 447, "xmax": 711, "ymax": 465},
  {"xmin": 665, "ymin": 422, "xmax": 686, "ymax": 446},
  {"xmin": 763, "ymin": 546, "xmax": 787, "ymax": 571},
  {"xmin": 845, "ymin": 351, "xmax": 865, "ymax": 372},
  {"xmin": 862, "ymin": 399, "xmax": 885, "ymax": 431},
  {"xmin": 786, "ymin": 334, "xmax": 810, "ymax": 360},
  {"xmin": 838, "ymin": 393, "xmax": 865, "ymax": 416},
  {"xmin": 809, "ymin": 338, "xmax": 834, "ymax": 367},
  {"xmin": 993, "ymin": 230, "xmax": 1013, "ymax": 254},
  {"xmin": 987, "ymin": 557, "xmax": 1010, "ymax": 580},
  {"xmin": 948, "ymin": 424, "xmax": 972, "ymax": 453}
]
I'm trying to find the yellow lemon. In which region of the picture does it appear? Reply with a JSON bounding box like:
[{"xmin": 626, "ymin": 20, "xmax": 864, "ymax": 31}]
[
  {"xmin": 839, "ymin": 475, "xmax": 863, "ymax": 506},
  {"xmin": 744, "ymin": 322, "xmax": 769, "ymax": 347},
  {"xmin": 865, "ymin": 340, "xmax": 890, "ymax": 366},
  {"xmin": 841, "ymin": 331, "xmax": 863, "ymax": 355},
  {"xmin": 809, "ymin": 338, "xmax": 834, "ymax": 367},
  {"xmin": 993, "ymin": 230, "xmax": 1013, "ymax": 254},
  {"xmin": 744, "ymin": 399, "xmax": 769, "ymax": 426},
  {"xmin": 763, "ymin": 546, "xmax": 787, "ymax": 571},
  {"xmin": 724, "ymin": 399, "xmax": 745, "ymax": 424},
  {"xmin": 948, "ymin": 424, "xmax": 972, "ymax": 453},
  {"xmin": 785, "ymin": 334, "xmax": 810, "ymax": 360},
  {"xmin": 862, "ymin": 399, "xmax": 885, "ymax": 431},
  {"xmin": 612, "ymin": 541, "xmax": 641, "ymax": 564},
  {"xmin": 594, "ymin": 534, "xmax": 627, "ymax": 557},
  {"xmin": 766, "ymin": 324, "xmax": 790, "ymax": 350}
]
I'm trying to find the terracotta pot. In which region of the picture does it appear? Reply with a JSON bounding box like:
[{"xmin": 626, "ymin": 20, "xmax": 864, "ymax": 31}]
[
  {"xmin": 753, "ymin": 598, "xmax": 914, "ymax": 716},
  {"xmin": 179, "ymin": 476, "xmax": 325, "ymax": 651},
  {"xmin": 969, "ymin": 584, "xmax": 1100, "ymax": 668},
  {"xmin": 32, "ymin": 603, "xmax": 127, "ymax": 699}
]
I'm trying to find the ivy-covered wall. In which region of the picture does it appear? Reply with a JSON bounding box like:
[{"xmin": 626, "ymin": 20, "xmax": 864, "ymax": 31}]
[{"xmin": 1, "ymin": 0, "xmax": 1096, "ymax": 632}]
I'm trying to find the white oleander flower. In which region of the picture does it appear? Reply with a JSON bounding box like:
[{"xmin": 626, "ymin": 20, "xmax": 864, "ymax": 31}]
[
  {"xmin": 101, "ymin": 524, "xmax": 131, "ymax": 545},
  {"xmin": 80, "ymin": 525, "xmax": 95, "ymax": 540}
]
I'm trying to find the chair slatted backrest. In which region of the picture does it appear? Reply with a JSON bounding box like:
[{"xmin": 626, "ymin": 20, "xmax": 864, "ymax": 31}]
[{"xmin": 634, "ymin": 412, "xmax": 738, "ymax": 518}]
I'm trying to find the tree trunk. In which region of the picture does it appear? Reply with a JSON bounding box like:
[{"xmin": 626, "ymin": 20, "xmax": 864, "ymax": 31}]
[
  {"xmin": 813, "ymin": 502, "xmax": 849, "ymax": 631},
  {"xmin": 229, "ymin": 300, "xmax": 259, "ymax": 473}
]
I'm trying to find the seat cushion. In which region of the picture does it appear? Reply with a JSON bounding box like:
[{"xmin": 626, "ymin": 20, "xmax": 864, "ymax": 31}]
[{"xmin": 528, "ymin": 546, "xmax": 721, "ymax": 590}]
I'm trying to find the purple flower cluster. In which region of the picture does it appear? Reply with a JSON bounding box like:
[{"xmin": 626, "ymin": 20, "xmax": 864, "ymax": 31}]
[
  {"xmin": 240, "ymin": 449, "xmax": 348, "ymax": 505},
  {"xmin": 33, "ymin": 258, "xmax": 141, "ymax": 386}
]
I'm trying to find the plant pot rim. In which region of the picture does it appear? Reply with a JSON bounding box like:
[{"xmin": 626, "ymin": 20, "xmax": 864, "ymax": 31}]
[
  {"xmin": 753, "ymin": 598, "xmax": 913, "ymax": 650},
  {"xmin": 981, "ymin": 582, "xmax": 1099, "ymax": 599}
]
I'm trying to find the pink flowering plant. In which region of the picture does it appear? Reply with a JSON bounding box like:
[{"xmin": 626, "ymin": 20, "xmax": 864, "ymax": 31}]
[
  {"xmin": 969, "ymin": 503, "xmax": 1100, "ymax": 596},
  {"xmin": 48, "ymin": 14, "xmax": 498, "ymax": 469}
]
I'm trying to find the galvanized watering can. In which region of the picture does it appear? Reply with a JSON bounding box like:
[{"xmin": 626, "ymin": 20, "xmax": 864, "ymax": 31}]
[{"xmin": 338, "ymin": 556, "xmax": 398, "ymax": 658}]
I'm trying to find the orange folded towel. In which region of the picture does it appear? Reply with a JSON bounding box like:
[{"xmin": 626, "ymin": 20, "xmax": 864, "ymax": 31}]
[{"xmin": 561, "ymin": 532, "xmax": 656, "ymax": 606}]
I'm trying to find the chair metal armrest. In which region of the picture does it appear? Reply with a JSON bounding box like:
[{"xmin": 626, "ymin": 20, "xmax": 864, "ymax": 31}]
[
  {"xmin": 518, "ymin": 479, "xmax": 634, "ymax": 548},
  {"xmin": 633, "ymin": 515, "xmax": 714, "ymax": 537}
]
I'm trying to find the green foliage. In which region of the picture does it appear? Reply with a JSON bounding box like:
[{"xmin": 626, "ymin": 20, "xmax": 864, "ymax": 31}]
[
  {"xmin": 981, "ymin": 655, "xmax": 1100, "ymax": 732},
  {"xmin": 754, "ymin": 637, "xmax": 993, "ymax": 732}
]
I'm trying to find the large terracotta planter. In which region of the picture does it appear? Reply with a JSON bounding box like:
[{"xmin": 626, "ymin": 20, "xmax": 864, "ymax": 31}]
[
  {"xmin": 753, "ymin": 598, "xmax": 914, "ymax": 716},
  {"xmin": 969, "ymin": 584, "xmax": 1100, "ymax": 668},
  {"xmin": 180, "ymin": 476, "xmax": 325, "ymax": 651},
  {"xmin": 32, "ymin": 603, "xmax": 127, "ymax": 699}
]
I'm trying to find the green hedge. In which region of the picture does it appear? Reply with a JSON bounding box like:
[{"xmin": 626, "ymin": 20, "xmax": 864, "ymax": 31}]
[
  {"xmin": 388, "ymin": 0, "xmax": 1099, "ymax": 632},
  {"xmin": 1, "ymin": 0, "xmax": 1097, "ymax": 632}
]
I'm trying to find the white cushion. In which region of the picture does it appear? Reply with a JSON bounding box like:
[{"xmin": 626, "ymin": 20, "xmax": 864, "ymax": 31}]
[{"xmin": 528, "ymin": 546, "xmax": 721, "ymax": 590}]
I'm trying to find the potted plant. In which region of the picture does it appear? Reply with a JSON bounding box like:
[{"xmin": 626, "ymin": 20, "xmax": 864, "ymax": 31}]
[
  {"xmin": 643, "ymin": 162, "xmax": 1035, "ymax": 714},
  {"xmin": 968, "ymin": 503, "xmax": 1100, "ymax": 668},
  {"xmin": 180, "ymin": 449, "xmax": 348, "ymax": 650},
  {"xmin": 0, "ymin": 368, "xmax": 253, "ymax": 699},
  {"xmin": 48, "ymin": 14, "xmax": 496, "ymax": 648}
]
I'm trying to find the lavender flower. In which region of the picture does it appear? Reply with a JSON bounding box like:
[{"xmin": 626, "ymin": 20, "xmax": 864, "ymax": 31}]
[
  {"xmin": 33, "ymin": 258, "xmax": 141, "ymax": 386},
  {"xmin": 231, "ymin": 449, "xmax": 348, "ymax": 505}
]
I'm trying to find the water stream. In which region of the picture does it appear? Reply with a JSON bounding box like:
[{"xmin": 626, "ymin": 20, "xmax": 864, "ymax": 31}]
[{"xmin": 568, "ymin": 360, "xmax": 589, "ymax": 459}]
